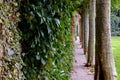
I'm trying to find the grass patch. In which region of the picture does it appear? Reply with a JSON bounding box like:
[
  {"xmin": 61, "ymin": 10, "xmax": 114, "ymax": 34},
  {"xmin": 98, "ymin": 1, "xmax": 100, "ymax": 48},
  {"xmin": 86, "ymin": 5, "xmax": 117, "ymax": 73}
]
[{"xmin": 112, "ymin": 37, "xmax": 120, "ymax": 80}]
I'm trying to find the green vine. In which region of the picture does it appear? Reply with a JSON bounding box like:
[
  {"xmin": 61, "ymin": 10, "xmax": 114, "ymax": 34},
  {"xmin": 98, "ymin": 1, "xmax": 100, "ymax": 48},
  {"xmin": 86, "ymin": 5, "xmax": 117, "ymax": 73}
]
[{"xmin": 19, "ymin": 0, "xmax": 75, "ymax": 80}]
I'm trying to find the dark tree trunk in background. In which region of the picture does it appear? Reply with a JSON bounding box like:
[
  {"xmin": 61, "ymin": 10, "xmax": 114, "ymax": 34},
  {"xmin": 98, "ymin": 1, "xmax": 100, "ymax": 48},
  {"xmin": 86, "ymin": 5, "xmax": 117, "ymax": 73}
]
[
  {"xmin": 81, "ymin": 9, "xmax": 84, "ymax": 49},
  {"xmin": 83, "ymin": 3, "xmax": 89, "ymax": 55},
  {"xmin": 79, "ymin": 16, "xmax": 82, "ymax": 42},
  {"xmin": 86, "ymin": 0, "xmax": 95, "ymax": 67},
  {"xmin": 79, "ymin": 12, "xmax": 83, "ymax": 44},
  {"xmin": 95, "ymin": 0, "xmax": 117, "ymax": 80}
]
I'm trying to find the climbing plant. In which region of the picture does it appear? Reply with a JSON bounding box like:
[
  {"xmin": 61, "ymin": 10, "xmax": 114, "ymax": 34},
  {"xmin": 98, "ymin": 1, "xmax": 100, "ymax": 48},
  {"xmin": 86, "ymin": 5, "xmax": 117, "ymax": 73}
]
[{"xmin": 18, "ymin": 0, "xmax": 82, "ymax": 79}]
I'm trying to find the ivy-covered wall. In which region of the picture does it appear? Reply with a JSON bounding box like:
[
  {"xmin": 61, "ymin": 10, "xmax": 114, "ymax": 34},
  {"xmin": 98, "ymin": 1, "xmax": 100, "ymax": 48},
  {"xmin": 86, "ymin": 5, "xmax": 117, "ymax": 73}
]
[
  {"xmin": 0, "ymin": 1, "xmax": 24, "ymax": 79},
  {"xmin": 0, "ymin": 0, "xmax": 81, "ymax": 79},
  {"xmin": 18, "ymin": 0, "xmax": 74, "ymax": 80}
]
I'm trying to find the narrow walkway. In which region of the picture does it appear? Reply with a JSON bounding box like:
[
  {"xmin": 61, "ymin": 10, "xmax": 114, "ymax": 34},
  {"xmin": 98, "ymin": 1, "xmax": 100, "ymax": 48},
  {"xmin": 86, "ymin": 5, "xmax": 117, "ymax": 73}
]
[{"xmin": 71, "ymin": 39, "xmax": 94, "ymax": 80}]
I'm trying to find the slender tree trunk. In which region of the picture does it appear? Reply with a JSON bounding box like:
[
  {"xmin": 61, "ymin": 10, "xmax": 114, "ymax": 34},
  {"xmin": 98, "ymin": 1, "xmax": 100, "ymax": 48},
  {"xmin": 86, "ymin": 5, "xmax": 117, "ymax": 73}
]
[
  {"xmin": 78, "ymin": 13, "xmax": 83, "ymax": 43},
  {"xmin": 86, "ymin": 0, "xmax": 95, "ymax": 67},
  {"xmin": 79, "ymin": 16, "xmax": 81, "ymax": 42},
  {"xmin": 83, "ymin": 3, "xmax": 89, "ymax": 54},
  {"xmin": 81, "ymin": 12, "xmax": 84, "ymax": 48},
  {"xmin": 95, "ymin": 0, "xmax": 117, "ymax": 80}
]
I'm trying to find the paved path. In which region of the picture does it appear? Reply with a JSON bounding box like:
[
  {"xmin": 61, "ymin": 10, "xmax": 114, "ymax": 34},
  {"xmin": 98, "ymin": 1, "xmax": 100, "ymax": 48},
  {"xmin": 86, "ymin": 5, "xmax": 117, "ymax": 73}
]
[{"xmin": 71, "ymin": 39, "xmax": 94, "ymax": 80}]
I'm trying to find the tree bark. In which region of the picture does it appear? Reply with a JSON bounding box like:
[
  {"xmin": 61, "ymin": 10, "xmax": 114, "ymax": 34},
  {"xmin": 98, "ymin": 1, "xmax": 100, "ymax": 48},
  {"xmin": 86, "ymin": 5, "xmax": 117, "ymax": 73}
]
[
  {"xmin": 83, "ymin": 3, "xmax": 89, "ymax": 54},
  {"xmin": 95, "ymin": 0, "xmax": 117, "ymax": 80},
  {"xmin": 86, "ymin": 0, "xmax": 95, "ymax": 67}
]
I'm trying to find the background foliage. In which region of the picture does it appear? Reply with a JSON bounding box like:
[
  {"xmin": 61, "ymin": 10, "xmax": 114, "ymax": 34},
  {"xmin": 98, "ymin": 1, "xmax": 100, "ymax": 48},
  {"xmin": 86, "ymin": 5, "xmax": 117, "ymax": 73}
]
[
  {"xmin": 111, "ymin": 10, "xmax": 120, "ymax": 36},
  {"xmin": 0, "ymin": 0, "xmax": 24, "ymax": 79},
  {"xmin": 111, "ymin": 0, "xmax": 120, "ymax": 11}
]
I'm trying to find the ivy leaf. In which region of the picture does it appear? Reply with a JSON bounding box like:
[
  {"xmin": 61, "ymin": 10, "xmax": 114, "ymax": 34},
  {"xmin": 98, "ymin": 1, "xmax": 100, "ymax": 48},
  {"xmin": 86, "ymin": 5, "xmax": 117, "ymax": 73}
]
[
  {"xmin": 47, "ymin": 26, "xmax": 51, "ymax": 34},
  {"xmin": 36, "ymin": 52, "xmax": 40, "ymax": 60},
  {"xmin": 55, "ymin": 18, "xmax": 60, "ymax": 25},
  {"xmin": 45, "ymin": 76, "xmax": 49, "ymax": 80},
  {"xmin": 37, "ymin": 12, "xmax": 41, "ymax": 17},
  {"xmin": 41, "ymin": 31, "xmax": 44, "ymax": 38},
  {"xmin": 41, "ymin": 58, "xmax": 46, "ymax": 65},
  {"xmin": 54, "ymin": 5, "xmax": 59, "ymax": 12}
]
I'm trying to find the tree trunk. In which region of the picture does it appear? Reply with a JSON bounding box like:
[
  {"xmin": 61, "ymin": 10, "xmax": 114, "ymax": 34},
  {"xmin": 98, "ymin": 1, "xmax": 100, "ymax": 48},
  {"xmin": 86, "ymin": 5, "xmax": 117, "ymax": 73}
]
[
  {"xmin": 79, "ymin": 16, "xmax": 81, "ymax": 42},
  {"xmin": 83, "ymin": 3, "xmax": 89, "ymax": 54},
  {"xmin": 95, "ymin": 0, "xmax": 117, "ymax": 80},
  {"xmin": 77, "ymin": 12, "xmax": 82, "ymax": 43},
  {"xmin": 86, "ymin": 0, "xmax": 95, "ymax": 67},
  {"xmin": 81, "ymin": 11, "xmax": 84, "ymax": 48}
]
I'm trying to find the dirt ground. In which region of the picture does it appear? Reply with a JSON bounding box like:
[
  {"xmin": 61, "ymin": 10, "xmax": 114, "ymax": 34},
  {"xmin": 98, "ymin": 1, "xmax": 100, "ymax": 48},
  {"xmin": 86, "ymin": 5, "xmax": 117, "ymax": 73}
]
[{"xmin": 71, "ymin": 39, "xmax": 94, "ymax": 80}]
